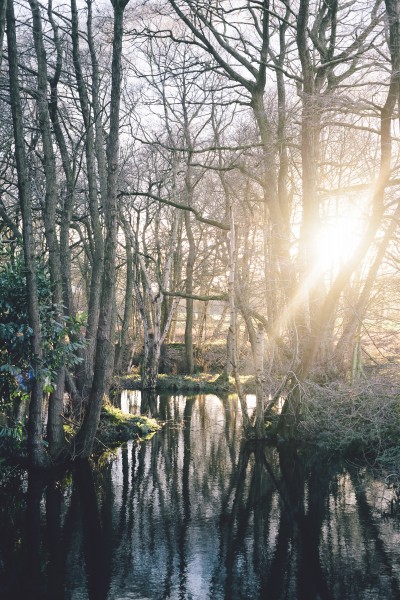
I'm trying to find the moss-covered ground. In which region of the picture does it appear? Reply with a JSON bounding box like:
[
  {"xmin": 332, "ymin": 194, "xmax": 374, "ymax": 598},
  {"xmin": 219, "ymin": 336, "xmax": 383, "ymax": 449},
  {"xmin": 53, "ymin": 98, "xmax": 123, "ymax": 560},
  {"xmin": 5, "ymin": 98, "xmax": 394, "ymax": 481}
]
[
  {"xmin": 95, "ymin": 403, "xmax": 160, "ymax": 448},
  {"xmin": 116, "ymin": 372, "xmax": 256, "ymax": 394},
  {"xmin": 0, "ymin": 402, "xmax": 160, "ymax": 464}
]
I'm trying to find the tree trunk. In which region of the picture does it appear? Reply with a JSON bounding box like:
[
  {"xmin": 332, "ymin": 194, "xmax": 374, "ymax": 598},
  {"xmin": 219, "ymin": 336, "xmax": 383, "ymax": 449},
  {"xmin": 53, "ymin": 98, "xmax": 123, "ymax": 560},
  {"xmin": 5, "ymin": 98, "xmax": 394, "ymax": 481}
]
[
  {"xmin": 235, "ymin": 288, "xmax": 266, "ymax": 438},
  {"xmin": 250, "ymin": 89, "xmax": 282, "ymax": 330},
  {"xmin": 48, "ymin": 1, "xmax": 76, "ymax": 319},
  {"xmin": 295, "ymin": 0, "xmax": 324, "ymax": 345},
  {"xmin": 228, "ymin": 208, "xmax": 250, "ymax": 431},
  {"xmin": 184, "ymin": 212, "xmax": 195, "ymax": 373},
  {"xmin": 74, "ymin": 0, "xmax": 129, "ymax": 457},
  {"xmin": 6, "ymin": 0, "xmax": 47, "ymax": 467},
  {"xmin": 115, "ymin": 226, "xmax": 134, "ymax": 373},
  {"xmin": 47, "ymin": 367, "xmax": 65, "ymax": 455},
  {"xmin": 0, "ymin": 0, "xmax": 6, "ymax": 69},
  {"xmin": 335, "ymin": 200, "xmax": 400, "ymax": 372},
  {"xmin": 134, "ymin": 211, "xmax": 180, "ymax": 389},
  {"xmin": 142, "ymin": 334, "xmax": 161, "ymax": 390},
  {"xmin": 28, "ymin": 0, "xmax": 65, "ymax": 458},
  {"xmin": 70, "ymin": 0, "xmax": 104, "ymax": 402},
  {"xmin": 87, "ymin": 0, "xmax": 108, "ymax": 208}
]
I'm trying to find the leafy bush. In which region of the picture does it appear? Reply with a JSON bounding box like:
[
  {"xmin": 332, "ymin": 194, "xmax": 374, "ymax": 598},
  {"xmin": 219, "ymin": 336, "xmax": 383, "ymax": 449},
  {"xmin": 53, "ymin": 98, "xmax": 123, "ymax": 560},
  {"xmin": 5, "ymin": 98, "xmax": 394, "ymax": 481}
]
[
  {"xmin": 0, "ymin": 247, "xmax": 85, "ymax": 406},
  {"xmin": 0, "ymin": 421, "xmax": 24, "ymax": 455}
]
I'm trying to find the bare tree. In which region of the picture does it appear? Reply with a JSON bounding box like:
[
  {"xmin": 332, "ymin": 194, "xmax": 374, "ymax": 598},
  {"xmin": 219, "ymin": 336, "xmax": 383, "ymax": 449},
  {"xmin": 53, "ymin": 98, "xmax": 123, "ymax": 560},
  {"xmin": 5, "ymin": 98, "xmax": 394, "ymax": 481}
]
[
  {"xmin": 74, "ymin": 0, "xmax": 131, "ymax": 457},
  {"xmin": 6, "ymin": 0, "xmax": 47, "ymax": 467}
]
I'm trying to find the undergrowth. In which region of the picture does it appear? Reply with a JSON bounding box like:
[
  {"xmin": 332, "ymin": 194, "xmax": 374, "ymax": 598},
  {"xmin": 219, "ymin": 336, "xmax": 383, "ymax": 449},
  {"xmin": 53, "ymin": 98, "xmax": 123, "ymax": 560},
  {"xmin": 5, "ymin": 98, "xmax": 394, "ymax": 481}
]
[{"xmin": 296, "ymin": 380, "xmax": 400, "ymax": 469}]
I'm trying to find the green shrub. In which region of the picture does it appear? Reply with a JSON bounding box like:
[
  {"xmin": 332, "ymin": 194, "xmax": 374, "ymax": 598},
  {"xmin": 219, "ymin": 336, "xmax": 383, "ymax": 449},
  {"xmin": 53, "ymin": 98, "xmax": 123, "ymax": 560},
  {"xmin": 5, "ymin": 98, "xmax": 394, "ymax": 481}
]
[
  {"xmin": 0, "ymin": 247, "xmax": 86, "ymax": 406},
  {"xmin": 0, "ymin": 421, "xmax": 24, "ymax": 455}
]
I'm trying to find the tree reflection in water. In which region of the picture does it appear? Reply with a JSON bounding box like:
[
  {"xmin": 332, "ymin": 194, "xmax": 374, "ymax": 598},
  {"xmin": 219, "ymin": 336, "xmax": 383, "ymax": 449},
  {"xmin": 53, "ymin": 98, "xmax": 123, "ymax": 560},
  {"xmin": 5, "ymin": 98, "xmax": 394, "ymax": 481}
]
[{"xmin": 1, "ymin": 392, "xmax": 400, "ymax": 599}]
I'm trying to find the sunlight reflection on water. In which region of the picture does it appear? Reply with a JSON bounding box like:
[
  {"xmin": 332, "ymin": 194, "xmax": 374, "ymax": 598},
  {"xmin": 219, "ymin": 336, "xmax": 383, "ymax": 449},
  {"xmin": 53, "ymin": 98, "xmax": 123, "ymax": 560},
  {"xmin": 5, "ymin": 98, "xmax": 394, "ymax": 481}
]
[{"xmin": 2, "ymin": 391, "xmax": 400, "ymax": 599}]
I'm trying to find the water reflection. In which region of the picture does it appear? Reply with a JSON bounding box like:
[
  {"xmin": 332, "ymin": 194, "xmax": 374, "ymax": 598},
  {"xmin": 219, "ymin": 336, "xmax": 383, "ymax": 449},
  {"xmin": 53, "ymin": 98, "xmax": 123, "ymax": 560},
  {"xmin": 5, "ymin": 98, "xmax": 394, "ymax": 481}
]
[{"xmin": 1, "ymin": 392, "xmax": 400, "ymax": 599}]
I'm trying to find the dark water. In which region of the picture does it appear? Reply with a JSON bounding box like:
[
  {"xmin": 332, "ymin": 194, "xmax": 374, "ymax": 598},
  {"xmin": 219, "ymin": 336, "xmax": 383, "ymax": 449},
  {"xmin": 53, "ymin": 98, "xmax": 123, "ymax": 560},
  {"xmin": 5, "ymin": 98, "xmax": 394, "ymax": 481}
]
[{"xmin": 1, "ymin": 392, "xmax": 400, "ymax": 600}]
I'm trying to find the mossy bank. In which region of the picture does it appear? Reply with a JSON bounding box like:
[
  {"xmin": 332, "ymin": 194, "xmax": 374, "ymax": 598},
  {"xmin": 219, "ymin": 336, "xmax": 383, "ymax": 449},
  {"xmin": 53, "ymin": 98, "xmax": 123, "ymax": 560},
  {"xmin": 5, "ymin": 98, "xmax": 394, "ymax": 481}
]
[
  {"xmin": 94, "ymin": 404, "xmax": 160, "ymax": 449},
  {"xmin": 115, "ymin": 372, "xmax": 257, "ymax": 394},
  {"xmin": 0, "ymin": 402, "xmax": 160, "ymax": 464}
]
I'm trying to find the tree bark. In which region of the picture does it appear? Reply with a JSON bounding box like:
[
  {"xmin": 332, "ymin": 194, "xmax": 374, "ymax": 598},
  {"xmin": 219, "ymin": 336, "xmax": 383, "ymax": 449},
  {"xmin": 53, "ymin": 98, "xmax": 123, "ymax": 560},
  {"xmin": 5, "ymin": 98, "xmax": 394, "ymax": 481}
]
[
  {"xmin": 6, "ymin": 0, "xmax": 47, "ymax": 467},
  {"xmin": 115, "ymin": 224, "xmax": 134, "ymax": 373},
  {"xmin": 74, "ymin": 0, "xmax": 130, "ymax": 457},
  {"xmin": 0, "ymin": 0, "xmax": 6, "ymax": 69},
  {"xmin": 28, "ymin": 0, "xmax": 65, "ymax": 458},
  {"xmin": 184, "ymin": 212, "xmax": 196, "ymax": 373},
  {"xmin": 70, "ymin": 0, "xmax": 104, "ymax": 402}
]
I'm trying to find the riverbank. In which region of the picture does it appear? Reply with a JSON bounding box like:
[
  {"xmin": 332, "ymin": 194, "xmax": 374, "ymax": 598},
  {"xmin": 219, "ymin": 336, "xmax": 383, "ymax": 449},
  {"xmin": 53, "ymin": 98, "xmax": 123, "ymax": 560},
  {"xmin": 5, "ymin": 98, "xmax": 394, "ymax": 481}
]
[
  {"xmin": 115, "ymin": 371, "xmax": 400, "ymax": 468},
  {"xmin": 2, "ymin": 370, "xmax": 399, "ymax": 476},
  {"xmin": 114, "ymin": 372, "xmax": 257, "ymax": 394},
  {"xmin": 0, "ymin": 403, "xmax": 160, "ymax": 465},
  {"xmin": 94, "ymin": 403, "xmax": 160, "ymax": 448}
]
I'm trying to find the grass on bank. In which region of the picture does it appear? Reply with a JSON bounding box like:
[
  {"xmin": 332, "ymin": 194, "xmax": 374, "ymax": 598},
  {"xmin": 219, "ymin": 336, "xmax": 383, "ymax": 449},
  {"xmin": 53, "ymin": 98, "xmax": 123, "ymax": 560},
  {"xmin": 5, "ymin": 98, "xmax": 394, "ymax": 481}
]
[
  {"xmin": 116, "ymin": 372, "xmax": 256, "ymax": 394},
  {"xmin": 96, "ymin": 403, "xmax": 160, "ymax": 447},
  {"xmin": 0, "ymin": 401, "xmax": 160, "ymax": 463}
]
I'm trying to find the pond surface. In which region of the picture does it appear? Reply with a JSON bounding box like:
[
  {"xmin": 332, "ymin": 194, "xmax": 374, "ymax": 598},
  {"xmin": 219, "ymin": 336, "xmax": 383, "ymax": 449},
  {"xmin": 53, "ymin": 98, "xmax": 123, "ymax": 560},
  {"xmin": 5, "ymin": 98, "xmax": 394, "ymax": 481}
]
[{"xmin": 1, "ymin": 392, "xmax": 400, "ymax": 599}]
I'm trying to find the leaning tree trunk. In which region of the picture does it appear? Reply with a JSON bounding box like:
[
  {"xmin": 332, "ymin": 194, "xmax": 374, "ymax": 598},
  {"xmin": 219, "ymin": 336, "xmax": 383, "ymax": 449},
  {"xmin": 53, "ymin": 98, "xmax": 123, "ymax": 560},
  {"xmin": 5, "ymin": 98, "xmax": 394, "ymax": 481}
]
[
  {"xmin": 335, "ymin": 200, "xmax": 400, "ymax": 373},
  {"xmin": 6, "ymin": 0, "xmax": 47, "ymax": 467}
]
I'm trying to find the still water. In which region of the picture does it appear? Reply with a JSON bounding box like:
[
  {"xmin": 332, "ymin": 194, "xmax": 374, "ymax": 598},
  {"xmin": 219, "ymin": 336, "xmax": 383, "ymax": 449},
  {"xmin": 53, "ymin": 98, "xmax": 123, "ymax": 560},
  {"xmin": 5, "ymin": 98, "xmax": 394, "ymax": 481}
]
[{"xmin": 1, "ymin": 392, "xmax": 400, "ymax": 600}]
